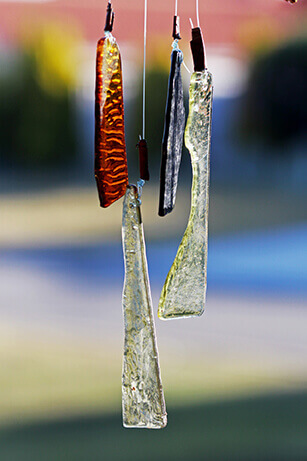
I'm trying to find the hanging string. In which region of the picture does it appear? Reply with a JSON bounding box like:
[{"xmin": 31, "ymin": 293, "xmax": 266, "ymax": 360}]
[
  {"xmin": 142, "ymin": 0, "xmax": 148, "ymax": 140},
  {"xmin": 182, "ymin": 60, "xmax": 191, "ymax": 74},
  {"xmin": 136, "ymin": 0, "xmax": 149, "ymax": 198},
  {"xmin": 173, "ymin": 0, "xmax": 190, "ymax": 72},
  {"xmin": 190, "ymin": 0, "xmax": 206, "ymax": 69},
  {"xmin": 196, "ymin": 0, "xmax": 200, "ymax": 27},
  {"xmin": 190, "ymin": 0, "xmax": 200, "ymax": 29}
]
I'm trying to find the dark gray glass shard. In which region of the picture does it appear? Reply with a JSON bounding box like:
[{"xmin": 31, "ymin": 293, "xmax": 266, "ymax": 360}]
[{"xmin": 159, "ymin": 48, "xmax": 185, "ymax": 217}]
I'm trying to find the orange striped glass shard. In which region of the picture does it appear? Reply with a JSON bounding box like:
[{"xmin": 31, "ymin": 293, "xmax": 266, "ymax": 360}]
[{"xmin": 95, "ymin": 33, "xmax": 128, "ymax": 208}]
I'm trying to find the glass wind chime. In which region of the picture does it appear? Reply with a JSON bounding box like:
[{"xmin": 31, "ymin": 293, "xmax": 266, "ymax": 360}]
[
  {"xmin": 158, "ymin": 2, "xmax": 212, "ymax": 321},
  {"xmin": 94, "ymin": 0, "xmax": 297, "ymax": 429},
  {"xmin": 95, "ymin": 1, "xmax": 166, "ymax": 429}
]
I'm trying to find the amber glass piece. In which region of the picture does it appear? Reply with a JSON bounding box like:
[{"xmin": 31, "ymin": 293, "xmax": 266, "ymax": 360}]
[{"xmin": 95, "ymin": 33, "xmax": 128, "ymax": 208}]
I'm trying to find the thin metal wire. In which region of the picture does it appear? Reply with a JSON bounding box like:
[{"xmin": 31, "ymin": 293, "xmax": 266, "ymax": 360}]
[
  {"xmin": 173, "ymin": 2, "xmax": 190, "ymax": 73},
  {"xmin": 142, "ymin": 0, "xmax": 147, "ymax": 140},
  {"xmin": 182, "ymin": 60, "xmax": 191, "ymax": 74},
  {"xmin": 190, "ymin": 1, "xmax": 208, "ymax": 69},
  {"xmin": 196, "ymin": 0, "xmax": 200, "ymax": 27}
]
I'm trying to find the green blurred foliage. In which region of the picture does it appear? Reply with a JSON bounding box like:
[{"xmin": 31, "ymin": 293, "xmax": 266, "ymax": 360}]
[
  {"xmin": 238, "ymin": 37, "xmax": 307, "ymax": 154},
  {"xmin": 0, "ymin": 392, "xmax": 306, "ymax": 460},
  {"xmin": 0, "ymin": 24, "xmax": 78, "ymax": 170}
]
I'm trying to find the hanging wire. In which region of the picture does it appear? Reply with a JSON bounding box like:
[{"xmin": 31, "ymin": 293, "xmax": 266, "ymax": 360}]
[
  {"xmin": 142, "ymin": 0, "xmax": 148, "ymax": 140},
  {"xmin": 196, "ymin": 0, "xmax": 200, "ymax": 27},
  {"xmin": 189, "ymin": 0, "xmax": 200, "ymax": 29},
  {"xmin": 137, "ymin": 0, "xmax": 148, "ymax": 200},
  {"xmin": 182, "ymin": 60, "xmax": 191, "ymax": 74},
  {"xmin": 173, "ymin": 0, "xmax": 191, "ymax": 73},
  {"xmin": 189, "ymin": 0, "xmax": 207, "ymax": 68}
]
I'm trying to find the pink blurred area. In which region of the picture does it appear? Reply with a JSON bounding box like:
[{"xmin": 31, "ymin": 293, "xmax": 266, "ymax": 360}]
[{"xmin": 0, "ymin": 0, "xmax": 305, "ymax": 52}]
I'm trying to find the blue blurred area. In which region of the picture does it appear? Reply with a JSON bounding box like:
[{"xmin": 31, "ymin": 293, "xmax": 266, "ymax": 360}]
[{"xmin": 2, "ymin": 224, "xmax": 306, "ymax": 296}]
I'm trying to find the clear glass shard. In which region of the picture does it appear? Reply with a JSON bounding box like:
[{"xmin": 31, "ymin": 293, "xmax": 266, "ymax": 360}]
[
  {"xmin": 158, "ymin": 70, "xmax": 213, "ymax": 320},
  {"xmin": 122, "ymin": 186, "xmax": 167, "ymax": 428},
  {"xmin": 159, "ymin": 48, "xmax": 185, "ymax": 217}
]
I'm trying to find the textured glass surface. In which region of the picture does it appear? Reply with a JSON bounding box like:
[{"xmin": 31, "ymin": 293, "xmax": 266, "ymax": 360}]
[
  {"xmin": 95, "ymin": 32, "xmax": 128, "ymax": 208},
  {"xmin": 158, "ymin": 70, "xmax": 213, "ymax": 320},
  {"xmin": 159, "ymin": 48, "xmax": 185, "ymax": 217},
  {"xmin": 122, "ymin": 186, "xmax": 167, "ymax": 429}
]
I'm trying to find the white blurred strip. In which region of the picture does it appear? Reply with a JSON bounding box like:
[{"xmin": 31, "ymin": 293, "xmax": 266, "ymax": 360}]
[{"xmin": 182, "ymin": 47, "xmax": 248, "ymax": 98}]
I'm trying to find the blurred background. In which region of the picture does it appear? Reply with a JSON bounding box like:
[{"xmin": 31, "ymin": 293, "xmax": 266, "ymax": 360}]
[{"xmin": 0, "ymin": 0, "xmax": 306, "ymax": 459}]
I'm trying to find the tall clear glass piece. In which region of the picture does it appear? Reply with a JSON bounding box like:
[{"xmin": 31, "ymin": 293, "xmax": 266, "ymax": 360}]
[
  {"xmin": 158, "ymin": 70, "xmax": 213, "ymax": 319},
  {"xmin": 122, "ymin": 186, "xmax": 167, "ymax": 428}
]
